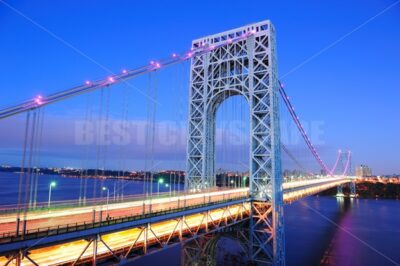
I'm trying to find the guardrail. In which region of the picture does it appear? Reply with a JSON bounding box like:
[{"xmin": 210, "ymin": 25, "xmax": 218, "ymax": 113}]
[
  {"xmin": 0, "ymin": 195, "xmax": 249, "ymax": 244},
  {"xmin": 0, "ymin": 187, "xmax": 228, "ymax": 215}
]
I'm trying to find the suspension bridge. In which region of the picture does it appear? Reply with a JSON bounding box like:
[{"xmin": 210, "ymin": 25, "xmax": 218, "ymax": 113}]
[{"xmin": 0, "ymin": 20, "xmax": 355, "ymax": 265}]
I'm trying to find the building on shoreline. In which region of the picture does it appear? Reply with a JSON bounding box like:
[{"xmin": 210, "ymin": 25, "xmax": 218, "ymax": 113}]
[{"xmin": 356, "ymin": 164, "xmax": 372, "ymax": 177}]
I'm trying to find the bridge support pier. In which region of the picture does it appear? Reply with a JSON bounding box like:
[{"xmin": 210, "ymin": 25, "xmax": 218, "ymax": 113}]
[
  {"xmin": 350, "ymin": 182, "xmax": 357, "ymax": 198},
  {"xmin": 336, "ymin": 185, "xmax": 344, "ymax": 197}
]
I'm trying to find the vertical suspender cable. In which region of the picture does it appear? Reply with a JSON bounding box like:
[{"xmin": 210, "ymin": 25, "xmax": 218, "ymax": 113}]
[
  {"xmin": 16, "ymin": 111, "xmax": 31, "ymax": 235},
  {"xmin": 33, "ymin": 107, "xmax": 45, "ymax": 208},
  {"xmin": 22, "ymin": 110, "xmax": 38, "ymax": 229}
]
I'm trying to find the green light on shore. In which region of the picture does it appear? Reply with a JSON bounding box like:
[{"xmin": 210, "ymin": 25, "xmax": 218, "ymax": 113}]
[
  {"xmin": 158, "ymin": 178, "xmax": 164, "ymax": 184},
  {"xmin": 50, "ymin": 182, "xmax": 56, "ymax": 187}
]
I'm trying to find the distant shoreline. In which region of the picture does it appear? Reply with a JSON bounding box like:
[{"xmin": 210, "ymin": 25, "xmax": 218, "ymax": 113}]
[{"xmin": 319, "ymin": 181, "xmax": 400, "ymax": 200}]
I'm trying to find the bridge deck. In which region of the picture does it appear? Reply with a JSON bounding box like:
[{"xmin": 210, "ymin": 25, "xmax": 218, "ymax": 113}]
[{"xmin": 0, "ymin": 177, "xmax": 352, "ymax": 265}]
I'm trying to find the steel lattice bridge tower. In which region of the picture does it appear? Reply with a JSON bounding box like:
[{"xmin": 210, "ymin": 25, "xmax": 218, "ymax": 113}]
[
  {"xmin": 186, "ymin": 21, "xmax": 284, "ymax": 265},
  {"xmin": 0, "ymin": 20, "xmax": 355, "ymax": 266}
]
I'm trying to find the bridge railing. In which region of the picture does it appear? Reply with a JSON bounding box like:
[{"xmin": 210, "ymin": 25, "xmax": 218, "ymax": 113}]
[
  {"xmin": 0, "ymin": 186, "xmax": 230, "ymax": 215},
  {"xmin": 0, "ymin": 194, "xmax": 249, "ymax": 244}
]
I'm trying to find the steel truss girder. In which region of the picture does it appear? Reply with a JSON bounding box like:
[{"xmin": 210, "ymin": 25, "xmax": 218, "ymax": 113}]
[
  {"xmin": 118, "ymin": 203, "xmax": 250, "ymax": 265},
  {"xmin": 14, "ymin": 203, "xmax": 249, "ymax": 266},
  {"xmin": 4, "ymin": 249, "xmax": 39, "ymax": 266},
  {"xmin": 186, "ymin": 20, "xmax": 285, "ymax": 265}
]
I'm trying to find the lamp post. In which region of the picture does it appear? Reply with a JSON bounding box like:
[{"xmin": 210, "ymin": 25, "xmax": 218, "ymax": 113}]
[
  {"xmin": 102, "ymin": 187, "xmax": 110, "ymax": 218},
  {"xmin": 157, "ymin": 178, "xmax": 164, "ymax": 196},
  {"xmin": 48, "ymin": 181, "xmax": 56, "ymax": 209},
  {"xmin": 166, "ymin": 183, "xmax": 171, "ymax": 197}
]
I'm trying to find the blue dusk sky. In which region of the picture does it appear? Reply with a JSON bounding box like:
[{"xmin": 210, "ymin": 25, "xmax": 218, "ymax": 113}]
[{"xmin": 0, "ymin": 0, "xmax": 399, "ymax": 174}]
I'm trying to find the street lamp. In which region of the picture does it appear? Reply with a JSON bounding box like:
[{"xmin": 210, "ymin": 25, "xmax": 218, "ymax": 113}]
[
  {"xmin": 157, "ymin": 178, "xmax": 164, "ymax": 196},
  {"xmin": 48, "ymin": 181, "xmax": 56, "ymax": 208},
  {"xmin": 102, "ymin": 186, "xmax": 110, "ymax": 218}
]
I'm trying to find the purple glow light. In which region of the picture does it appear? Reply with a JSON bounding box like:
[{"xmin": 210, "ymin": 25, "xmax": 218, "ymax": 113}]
[
  {"xmin": 85, "ymin": 81, "xmax": 91, "ymax": 85},
  {"xmin": 227, "ymin": 38, "xmax": 232, "ymax": 43},
  {"xmin": 122, "ymin": 69, "xmax": 128, "ymax": 74},
  {"xmin": 108, "ymin": 77, "xmax": 115, "ymax": 83},
  {"xmin": 155, "ymin": 63, "xmax": 161, "ymax": 68},
  {"xmin": 172, "ymin": 53, "xmax": 177, "ymax": 58},
  {"xmin": 34, "ymin": 95, "xmax": 43, "ymax": 105},
  {"xmin": 150, "ymin": 61, "xmax": 155, "ymax": 65},
  {"xmin": 187, "ymin": 52, "xmax": 193, "ymax": 58}
]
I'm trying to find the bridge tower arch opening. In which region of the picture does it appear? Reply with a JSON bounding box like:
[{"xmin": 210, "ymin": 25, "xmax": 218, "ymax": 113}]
[
  {"xmin": 185, "ymin": 20, "xmax": 285, "ymax": 265},
  {"xmin": 213, "ymin": 92, "xmax": 249, "ymax": 188}
]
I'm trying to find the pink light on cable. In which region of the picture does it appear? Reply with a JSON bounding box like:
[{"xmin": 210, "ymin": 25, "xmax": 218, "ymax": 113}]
[
  {"xmin": 122, "ymin": 69, "xmax": 128, "ymax": 74},
  {"xmin": 34, "ymin": 95, "xmax": 43, "ymax": 105},
  {"xmin": 227, "ymin": 38, "xmax": 232, "ymax": 44},
  {"xmin": 155, "ymin": 62, "xmax": 161, "ymax": 68},
  {"xmin": 187, "ymin": 52, "xmax": 193, "ymax": 58},
  {"xmin": 85, "ymin": 81, "xmax": 91, "ymax": 85},
  {"xmin": 108, "ymin": 77, "xmax": 115, "ymax": 83},
  {"xmin": 172, "ymin": 53, "xmax": 177, "ymax": 58}
]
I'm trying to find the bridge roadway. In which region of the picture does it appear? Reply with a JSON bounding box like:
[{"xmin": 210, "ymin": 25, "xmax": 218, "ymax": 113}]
[{"xmin": 0, "ymin": 176, "xmax": 351, "ymax": 265}]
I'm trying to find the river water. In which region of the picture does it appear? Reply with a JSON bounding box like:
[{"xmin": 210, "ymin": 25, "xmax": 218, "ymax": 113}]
[{"xmin": 0, "ymin": 173, "xmax": 399, "ymax": 266}]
